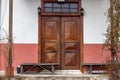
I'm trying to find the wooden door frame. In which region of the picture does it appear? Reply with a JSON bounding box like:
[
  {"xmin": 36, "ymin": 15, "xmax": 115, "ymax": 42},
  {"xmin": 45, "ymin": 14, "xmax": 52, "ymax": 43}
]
[{"xmin": 38, "ymin": 0, "xmax": 84, "ymax": 71}]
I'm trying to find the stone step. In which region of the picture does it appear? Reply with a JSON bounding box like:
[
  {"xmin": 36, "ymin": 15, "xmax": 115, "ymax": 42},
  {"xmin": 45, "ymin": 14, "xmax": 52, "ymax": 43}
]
[
  {"xmin": 0, "ymin": 70, "xmax": 108, "ymax": 80},
  {"xmin": 0, "ymin": 77, "xmax": 91, "ymax": 80},
  {"xmin": 40, "ymin": 70, "xmax": 82, "ymax": 75},
  {"xmin": 0, "ymin": 74, "xmax": 108, "ymax": 80}
]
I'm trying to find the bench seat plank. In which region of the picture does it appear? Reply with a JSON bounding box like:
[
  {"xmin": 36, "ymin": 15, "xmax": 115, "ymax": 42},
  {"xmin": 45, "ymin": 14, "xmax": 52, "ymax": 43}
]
[{"xmin": 21, "ymin": 63, "xmax": 59, "ymax": 66}]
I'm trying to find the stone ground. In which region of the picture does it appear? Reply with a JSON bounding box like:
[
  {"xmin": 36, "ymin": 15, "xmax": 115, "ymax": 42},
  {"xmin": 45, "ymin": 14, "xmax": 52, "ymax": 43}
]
[
  {"xmin": 0, "ymin": 70, "xmax": 108, "ymax": 80},
  {"xmin": 0, "ymin": 74, "xmax": 108, "ymax": 80}
]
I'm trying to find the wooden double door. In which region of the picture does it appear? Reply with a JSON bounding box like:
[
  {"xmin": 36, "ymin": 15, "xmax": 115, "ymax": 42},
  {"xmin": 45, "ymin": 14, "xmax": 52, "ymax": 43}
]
[{"xmin": 41, "ymin": 17, "xmax": 81, "ymax": 69}]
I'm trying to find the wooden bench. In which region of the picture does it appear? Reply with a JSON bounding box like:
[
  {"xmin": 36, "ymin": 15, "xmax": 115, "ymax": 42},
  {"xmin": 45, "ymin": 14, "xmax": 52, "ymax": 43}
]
[
  {"xmin": 19, "ymin": 63, "xmax": 59, "ymax": 74},
  {"xmin": 82, "ymin": 63, "xmax": 107, "ymax": 74}
]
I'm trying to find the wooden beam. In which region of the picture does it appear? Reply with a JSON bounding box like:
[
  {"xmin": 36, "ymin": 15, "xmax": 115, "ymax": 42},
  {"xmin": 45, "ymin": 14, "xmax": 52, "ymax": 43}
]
[{"xmin": 8, "ymin": 0, "xmax": 13, "ymax": 67}]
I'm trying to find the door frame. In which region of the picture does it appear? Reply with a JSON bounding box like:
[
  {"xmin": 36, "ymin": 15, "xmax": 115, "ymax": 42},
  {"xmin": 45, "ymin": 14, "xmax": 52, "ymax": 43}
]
[{"xmin": 38, "ymin": 0, "xmax": 83, "ymax": 71}]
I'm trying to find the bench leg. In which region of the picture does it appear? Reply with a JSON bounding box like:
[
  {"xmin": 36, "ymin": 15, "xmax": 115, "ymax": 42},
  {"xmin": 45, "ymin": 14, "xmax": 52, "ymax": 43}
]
[
  {"xmin": 20, "ymin": 65, "xmax": 23, "ymax": 74},
  {"xmin": 88, "ymin": 65, "xmax": 92, "ymax": 74},
  {"xmin": 52, "ymin": 65, "xmax": 55, "ymax": 74}
]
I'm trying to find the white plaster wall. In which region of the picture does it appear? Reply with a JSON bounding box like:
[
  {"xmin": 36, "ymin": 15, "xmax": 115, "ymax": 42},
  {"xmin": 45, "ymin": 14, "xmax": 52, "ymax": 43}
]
[
  {"xmin": 1, "ymin": 0, "xmax": 109, "ymax": 44},
  {"xmin": 0, "ymin": 0, "xmax": 1, "ymax": 24},
  {"xmin": 0, "ymin": 0, "xmax": 9, "ymax": 43},
  {"xmin": 13, "ymin": 0, "xmax": 40, "ymax": 43},
  {"xmin": 82, "ymin": 0, "xmax": 109, "ymax": 43}
]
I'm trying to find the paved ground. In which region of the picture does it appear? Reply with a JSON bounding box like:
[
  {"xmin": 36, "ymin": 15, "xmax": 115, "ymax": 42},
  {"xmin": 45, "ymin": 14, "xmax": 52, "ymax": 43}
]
[
  {"xmin": 0, "ymin": 74, "xmax": 108, "ymax": 80},
  {"xmin": 0, "ymin": 70, "xmax": 108, "ymax": 80}
]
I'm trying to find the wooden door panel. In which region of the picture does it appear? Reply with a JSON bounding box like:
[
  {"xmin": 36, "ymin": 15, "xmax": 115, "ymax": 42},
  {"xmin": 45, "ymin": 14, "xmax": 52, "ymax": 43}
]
[
  {"xmin": 65, "ymin": 21, "xmax": 77, "ymax": 41},
  {"xmin": 45, "ymin": 21, "xmax": 57, "ymax": 40},
  {"xmin": 45, "ymin": 42, "xmax": 57, "ymax": 51},
  {"xmin": 65, "ymin": 43, "xmax": 78, "ymax": 50},
  {"xmin": 44, "ymin": 52, "xmax": 57, "ymax": 63},
  {"xmin": 64, "ymin": 53, "xmax": 77, "ymax": 66},
  {"xmin": 42, "ymin": 17, "xmax": 60, "ymax": 64},
  {"xmin": 62, "ymin": 17, "xmax": 80, "ymax": 69}
]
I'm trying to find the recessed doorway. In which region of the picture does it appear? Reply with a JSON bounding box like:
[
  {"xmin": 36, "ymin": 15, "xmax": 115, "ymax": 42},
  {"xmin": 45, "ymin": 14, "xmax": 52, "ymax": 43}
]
[{"xmin": 38, "ymin": 0, "xmax": 83, "ymax": 70}]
